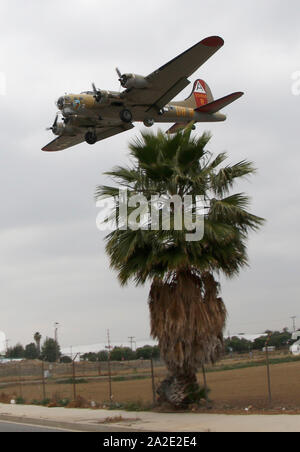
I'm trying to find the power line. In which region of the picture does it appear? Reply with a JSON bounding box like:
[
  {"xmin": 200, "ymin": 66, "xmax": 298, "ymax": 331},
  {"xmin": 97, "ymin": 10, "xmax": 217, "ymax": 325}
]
[{"xmin": 128, "ymin": 336, "xmax": 135, "ymax": 351}]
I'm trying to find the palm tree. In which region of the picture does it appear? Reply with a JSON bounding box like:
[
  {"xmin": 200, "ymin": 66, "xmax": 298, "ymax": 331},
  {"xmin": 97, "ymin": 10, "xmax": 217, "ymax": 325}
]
[
  {"xmin": 96, "ymin": 128, "xmax": 264, "ymax": 407},
  {"xmin": 34, "ymin": 332, "xmax": 42, "ymax": 356}
]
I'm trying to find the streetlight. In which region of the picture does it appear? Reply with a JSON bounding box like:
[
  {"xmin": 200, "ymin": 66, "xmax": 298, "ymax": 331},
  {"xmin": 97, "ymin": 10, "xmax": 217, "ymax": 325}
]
[
  {"xmin": 54, "ymin": 322, "xmax": 59, "ymax": 343},
  {"xmin": 54, "ymin": 322, "xmax": 60, "ymax": 363},
  {"xmin": 291, "ymin": 316, "xmax": 297, "ymax": 333}
]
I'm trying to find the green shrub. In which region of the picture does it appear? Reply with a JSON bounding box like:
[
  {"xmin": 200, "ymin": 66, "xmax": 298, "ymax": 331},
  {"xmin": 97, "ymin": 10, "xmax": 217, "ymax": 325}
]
[
  {"xmin": 57, "ymin": 398, "xmax": 70, "ymax": 407},
  {"xmin": 55, "ymin": 378, "xmax": 87, "ymax": 385},
  {"xmin": 15, "ymin": 397, "xmax": 26, "ymax": 405}
]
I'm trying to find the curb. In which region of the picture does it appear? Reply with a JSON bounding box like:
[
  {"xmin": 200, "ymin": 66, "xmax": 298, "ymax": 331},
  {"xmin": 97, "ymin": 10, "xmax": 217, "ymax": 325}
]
[{"xmin": 0, "ymin": 414, "xmax": 148, "ymax": 432}]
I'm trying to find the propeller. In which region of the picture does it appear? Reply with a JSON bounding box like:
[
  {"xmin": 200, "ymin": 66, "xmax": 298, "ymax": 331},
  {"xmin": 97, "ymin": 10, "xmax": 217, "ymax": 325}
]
[
  {"xmin": 46, "ymin": 114, "xmax": 59, "ymax": 133},
  {"xmin": 116, "ymin": 67, "xmax": 130, "ymax": 89},
  {"xmin": 92, "ymin": 83, "xmax": 102, "ymax": 102}
]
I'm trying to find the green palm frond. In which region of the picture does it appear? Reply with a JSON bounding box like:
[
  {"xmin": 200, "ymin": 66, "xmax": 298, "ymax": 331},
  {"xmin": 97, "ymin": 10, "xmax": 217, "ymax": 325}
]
[
  {"xmin": 96, "ymin": 129, "xmax": 265, "ymax": 286},
  {"xmin": 211, "ymin": 160, "xmax": 256, "ymax": 196}
]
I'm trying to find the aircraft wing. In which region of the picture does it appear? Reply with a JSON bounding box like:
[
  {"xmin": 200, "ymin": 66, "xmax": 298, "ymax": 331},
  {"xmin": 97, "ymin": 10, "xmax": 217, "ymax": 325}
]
[
  {"xmin": 42, "ymin": 124, "xmax": 134, "ymax": 152},
  {"xmin": 124, "ymin": 36, "xmax": 224, "ymax": 111},
  {"xmin": 42, "ymin": 134, "xmax": 85, "ymax": 152}
]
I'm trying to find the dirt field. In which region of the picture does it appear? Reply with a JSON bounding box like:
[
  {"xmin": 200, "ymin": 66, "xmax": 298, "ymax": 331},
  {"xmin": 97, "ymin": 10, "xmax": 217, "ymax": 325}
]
[{"xmin": 1, "ymin": 360, "xmax": 299, "ymax": 410}]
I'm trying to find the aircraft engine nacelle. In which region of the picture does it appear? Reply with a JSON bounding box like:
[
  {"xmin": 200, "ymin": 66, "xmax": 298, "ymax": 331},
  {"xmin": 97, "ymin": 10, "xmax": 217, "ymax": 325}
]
[
  {"xmin": 121, "ymin": 74, "xmax": 149, "ymax": 90},
  {"xmin": 53, "ymin": 122, "xmax": 76, "ymax": 136},
  {"xmin": 143, "ymin": 118, "xmax": 154, "ymax": 127},
  {"xmin": 94, "ymin": 90, "xmax": 111, "ymax": 105}
]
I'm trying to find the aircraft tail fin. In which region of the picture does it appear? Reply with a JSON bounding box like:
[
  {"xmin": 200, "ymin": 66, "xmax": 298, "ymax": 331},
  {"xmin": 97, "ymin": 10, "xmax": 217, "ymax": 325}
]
[
  {"xmin": 194, "ymin": 91, "xmax": 244, "ymax": 114},
  {"xmin": 175, "ymin": 79, "xmax": 214, "ymax": 109}
]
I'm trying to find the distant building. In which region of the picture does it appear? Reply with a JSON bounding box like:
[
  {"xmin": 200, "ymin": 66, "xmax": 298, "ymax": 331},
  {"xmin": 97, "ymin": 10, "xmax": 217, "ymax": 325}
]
[
  {"xmin": 263, "ymin": 346, "xmax": 276, "ymax": 353},
  {"xmin": 290, "ymin": 343, "xmax": 300, "ymax": 356},
  {"xmin": 226, "ymin": 334, "xmax": 267, "ymax": 342},
  {"xmin": 290, "ymin": 332, "xmax": 300, "ymax": 356}
]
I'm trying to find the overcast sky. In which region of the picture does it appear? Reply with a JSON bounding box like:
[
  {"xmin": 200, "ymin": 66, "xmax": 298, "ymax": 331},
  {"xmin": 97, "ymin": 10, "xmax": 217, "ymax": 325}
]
[{"xmin": 0, "ymin": 0, "xmax": 299, "ymax": 349}]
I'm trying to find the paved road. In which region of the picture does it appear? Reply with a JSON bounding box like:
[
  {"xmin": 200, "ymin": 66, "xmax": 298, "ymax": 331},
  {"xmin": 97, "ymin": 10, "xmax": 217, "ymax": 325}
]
[{"xmin": 0, "ymin": 420, "xmax": 73, "ymax": 432}]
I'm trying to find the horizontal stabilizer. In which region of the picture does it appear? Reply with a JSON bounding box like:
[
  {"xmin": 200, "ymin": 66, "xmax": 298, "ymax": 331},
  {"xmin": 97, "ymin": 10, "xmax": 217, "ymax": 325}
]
[
  {"xmin": 166, "ymin": 123, "xmax": 186, "ymax": 134},
  {"xmin": 166, "ymin": 121, "xmax": 195, "ymax": 134},
  {"xmin": 195, "ymin": 92, "xmax": 244, "ymax": 114}
]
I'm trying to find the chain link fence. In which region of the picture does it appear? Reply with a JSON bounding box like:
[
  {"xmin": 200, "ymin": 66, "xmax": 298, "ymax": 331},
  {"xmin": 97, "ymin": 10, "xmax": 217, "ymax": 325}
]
[{"xmin": 0, "ymin": 351, "xmax": 299, "ymax": 410}]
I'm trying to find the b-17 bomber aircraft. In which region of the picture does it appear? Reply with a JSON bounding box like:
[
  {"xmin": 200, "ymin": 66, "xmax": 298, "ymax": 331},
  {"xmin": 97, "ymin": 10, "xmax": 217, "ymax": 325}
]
[{"xmin": 42, "ymin": 36, "xmax": 244, "ymax": 152}]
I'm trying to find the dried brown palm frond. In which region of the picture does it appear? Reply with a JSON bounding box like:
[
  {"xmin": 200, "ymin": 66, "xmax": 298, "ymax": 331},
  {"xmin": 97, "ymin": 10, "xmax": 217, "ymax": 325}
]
[{"xmin": 149, "ymin": 270, "xmax": 227, "ymax": 376}]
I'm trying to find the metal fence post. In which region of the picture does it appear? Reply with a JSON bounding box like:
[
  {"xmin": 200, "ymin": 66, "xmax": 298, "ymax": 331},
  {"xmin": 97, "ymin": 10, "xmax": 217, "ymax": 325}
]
[
  {"xmin": 202, "ymin": 365, "xmax": 208, "ymax": 400},
  {"xmin": 41, "ymin": 361, "xmax": 46, "ymax": 400},
  {"xmin": 72, "ymin": 360, "xmax": 76, "ymax": 401},
  {"xmin": 150, "ymin": 357, "xmax": 156, "ymax": 404},
  {"xmin": 19, "ymin": 363, "xmax": 23, "ymax": 399},
  {"xmin": 107, "ymin": 357, "xmax": 112, "ymax": 403},
  {"xmin": 265, "ymin": 334, "xmax": 272, "ymax": 405}
]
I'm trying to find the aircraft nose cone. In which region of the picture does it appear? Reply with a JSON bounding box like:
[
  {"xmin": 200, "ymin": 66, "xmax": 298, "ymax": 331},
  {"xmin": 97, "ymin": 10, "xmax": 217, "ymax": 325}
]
[{"xmin": 56, "ymin": 96, "xmax": 64, "ymax": 110}]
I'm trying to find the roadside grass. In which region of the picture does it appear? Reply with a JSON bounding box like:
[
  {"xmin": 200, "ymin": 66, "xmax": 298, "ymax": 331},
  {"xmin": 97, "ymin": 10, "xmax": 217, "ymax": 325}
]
[
  {"xmin": 55, "ymin": 378, "xmax": 88, "ymax": 385},
  {"xmin": 206, "ymin": 355, "xmax": 300, "ymax": 374},
  {"xmin": 111, "ymin": 375, "xmax": 150, "ymax": 382},
  {"xmin": 104, "ymin": 400, "xmax": 154, "ymax": 412}
]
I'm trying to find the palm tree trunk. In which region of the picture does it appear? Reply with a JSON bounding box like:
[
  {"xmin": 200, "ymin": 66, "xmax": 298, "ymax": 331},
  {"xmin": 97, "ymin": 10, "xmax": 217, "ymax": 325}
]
[
  {"xmin": 156, "ymin": 371, "xmax": 202, "ymax": 408},
  {"xmin": 149, "ymin": 270, "xmax": 226, "ymax": 408}
]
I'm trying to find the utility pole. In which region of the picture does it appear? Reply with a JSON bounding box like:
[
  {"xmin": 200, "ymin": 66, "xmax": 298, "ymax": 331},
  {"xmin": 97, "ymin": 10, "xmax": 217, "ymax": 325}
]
[
  {"xmin": 291, "ymin": 316, "xmax": 297, "ymax": 332},
  {"xmin": 106, "ymin": 330, "xmax": 113, "ymax": 403},
  {"xmin": 54, "ymin": 322, "xmax": 59, "ymax": 363},
  {"xmin": 54, "ymin": 322, "xmax": 59, "ymax": 343},
  {"xmin": 128, "ymin": 336, "xmax": 135, "ymax": 351}
]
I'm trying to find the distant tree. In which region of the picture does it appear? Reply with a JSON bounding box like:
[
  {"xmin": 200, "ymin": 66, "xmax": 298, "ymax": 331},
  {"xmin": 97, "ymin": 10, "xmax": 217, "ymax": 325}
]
[
  {"xmin": 97, "ymin": 350, "xmax": 109, "ymax": 362},
  {"xmin": 110, "ymin": 347, "xmax": 136, "ymax": 361},
  {"xmin": 34, "ymin": 332, "xmax": 42, "ymax": 356},
  {"xmin": 81, "ymin": 351, "xmax": 111, "ymax": 362},
  {"xmin": 225, "ymin": 337, "xmax": 252, "ymax": 353},
  {"xmin": 136, "ymin": 345, "xmax": 154, "ymax": 360},
  {"xmin": 60, "ymin": 355, "xmax": 72, "ymax": 363},
  {"xmin": 5, "ymin": 343, "xmax": 25, "ymax": 359},
  {"xmin": 41, "ymin": 338, "xmax": 61, "ymax": 362},
  {"xmin": 152, "ymin": 346, "xmax": 160, "ymax": 359},
  {"xmin": 253, "ymin": 336, "xmax": 268, "ymax": 350},
  {"xmin": 24, "ymin": 343, "xmax": 39, "ymax": 360},
  {"xmin": 253, "ymin": 331, "xmax": 292, "ymax": 350},
  {"xmin": 136, "ymin": 345, "xmax": 160, "ymax": 360},
  {"xmin": 81, "ymin": 352, "xmax": 98, "ymax": 362},
  {"xmin": 268, "ymin": 331, "xmax": 292, "ymax": 348}
]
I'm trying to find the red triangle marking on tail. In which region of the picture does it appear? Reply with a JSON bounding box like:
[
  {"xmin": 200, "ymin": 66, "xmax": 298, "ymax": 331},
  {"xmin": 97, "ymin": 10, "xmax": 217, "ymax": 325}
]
[{"xmin": 193, "ymin": 80, "xmax": 208, "ymax": 108}]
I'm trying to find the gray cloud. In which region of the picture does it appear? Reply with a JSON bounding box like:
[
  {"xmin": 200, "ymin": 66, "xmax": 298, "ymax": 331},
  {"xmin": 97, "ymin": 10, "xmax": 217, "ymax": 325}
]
[{"xmin": 0, "ymin": 0, "xmax": 299, "ymax": 348}]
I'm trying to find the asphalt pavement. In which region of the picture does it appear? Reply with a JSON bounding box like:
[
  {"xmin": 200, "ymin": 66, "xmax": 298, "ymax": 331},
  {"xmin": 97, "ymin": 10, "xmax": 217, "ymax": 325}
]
[{"xmin": 0, "ymin": 420, "xmax": 73, "ymax": 432}]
